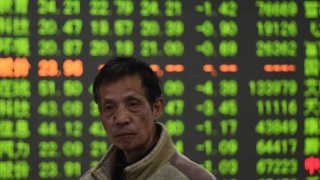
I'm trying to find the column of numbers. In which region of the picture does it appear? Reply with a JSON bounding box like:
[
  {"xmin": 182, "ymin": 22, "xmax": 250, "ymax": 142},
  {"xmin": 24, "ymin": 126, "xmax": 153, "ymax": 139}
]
[{"xmin": 0, "ymin": 0, "xmax": 31, "ymax": 179}]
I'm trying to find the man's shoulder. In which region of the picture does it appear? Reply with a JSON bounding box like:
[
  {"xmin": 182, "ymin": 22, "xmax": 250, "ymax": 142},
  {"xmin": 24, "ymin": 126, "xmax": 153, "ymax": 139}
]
[
  {"xmin": 79, "ymin": 168, "xmax": 95, "ymax": 180},
  {"xmin": 168, "ymin": 152, "xmax": 217, "ymax": 180}
]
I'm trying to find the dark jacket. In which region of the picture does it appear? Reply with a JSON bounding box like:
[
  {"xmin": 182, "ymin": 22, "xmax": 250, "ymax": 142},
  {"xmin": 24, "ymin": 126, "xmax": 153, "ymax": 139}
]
[{"xmin": 80, "ymin": 122, "xmax": 217, "ymax": 180}]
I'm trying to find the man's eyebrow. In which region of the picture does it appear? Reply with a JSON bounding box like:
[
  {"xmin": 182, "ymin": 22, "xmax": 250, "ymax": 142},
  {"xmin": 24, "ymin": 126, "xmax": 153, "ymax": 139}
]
[
  {"xmin": 101, "ymin": 98, "xmax": 115, "ymax": 104},
  {"xmin": 101, "ymin": 91, "xmax": 144, "ymax": 103},
  {"xmin": 125, "ymin": 94, "xmax": 143, "ymax": 101}
]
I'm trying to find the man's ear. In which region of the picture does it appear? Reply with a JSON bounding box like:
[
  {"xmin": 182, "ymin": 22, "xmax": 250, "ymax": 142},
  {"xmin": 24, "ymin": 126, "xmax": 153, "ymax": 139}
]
[{"xmin": 153, "ymin": 97, "xmax": 164, "ymax": 119}]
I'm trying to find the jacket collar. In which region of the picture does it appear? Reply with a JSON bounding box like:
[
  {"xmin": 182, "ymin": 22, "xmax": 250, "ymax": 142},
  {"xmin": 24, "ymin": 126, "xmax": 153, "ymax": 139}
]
[{"xmin": 91, "ymin": 122, "xmax": 177, "ymax": 180}]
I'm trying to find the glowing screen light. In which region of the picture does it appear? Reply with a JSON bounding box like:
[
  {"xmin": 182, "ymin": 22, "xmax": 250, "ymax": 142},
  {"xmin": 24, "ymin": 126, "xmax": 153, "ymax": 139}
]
[{"xmin": 0, "ymin": 0, "xmax": 319, "ymax": 179}]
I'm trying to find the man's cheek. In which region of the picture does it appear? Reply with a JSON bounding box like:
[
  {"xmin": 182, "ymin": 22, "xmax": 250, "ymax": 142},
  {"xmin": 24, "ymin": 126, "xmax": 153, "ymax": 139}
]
[{"xmin": 101, "ymin": 122, "xmax": 111, "ymax": 134}]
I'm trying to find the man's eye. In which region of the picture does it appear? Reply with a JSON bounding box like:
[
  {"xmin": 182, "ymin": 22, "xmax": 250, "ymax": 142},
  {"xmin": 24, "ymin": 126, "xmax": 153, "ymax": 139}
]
[
  {"xmin": 128, "ymin": 100, "xmax": 140, "ymax": 107},
  {"xmin": 104, "ymin": 105, "xmax": 114, "ymax": 111}
]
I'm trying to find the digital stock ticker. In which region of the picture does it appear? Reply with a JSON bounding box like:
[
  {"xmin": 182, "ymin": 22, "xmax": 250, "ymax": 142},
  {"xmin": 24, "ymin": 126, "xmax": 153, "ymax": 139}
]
[{"xmin": 0, "ymin": 0, "xmax": 319, "ymax": 179}]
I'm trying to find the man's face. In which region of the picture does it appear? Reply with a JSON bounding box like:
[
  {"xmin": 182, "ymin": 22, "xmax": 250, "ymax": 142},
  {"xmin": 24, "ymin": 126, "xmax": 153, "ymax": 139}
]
[{"xmin": 99, "ymin": 74, "xmax": 163, "ymax": 155}]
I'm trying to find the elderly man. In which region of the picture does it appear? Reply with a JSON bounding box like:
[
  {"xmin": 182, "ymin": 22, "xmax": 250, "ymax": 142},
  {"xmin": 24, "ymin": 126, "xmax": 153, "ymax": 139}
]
[{"xmin": 80, "ymin": 57, "xmax": 216, "ymax": 180}]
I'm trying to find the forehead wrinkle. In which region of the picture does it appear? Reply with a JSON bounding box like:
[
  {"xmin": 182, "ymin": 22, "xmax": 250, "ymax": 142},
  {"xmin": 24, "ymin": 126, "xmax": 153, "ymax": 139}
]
[
  {"xmin": 99, "ymin": 74, "xmax": 146, "ymax": 103},
  {"xmin": 102, "ymin": 89, "xmax": 144, "ymax": 102}
]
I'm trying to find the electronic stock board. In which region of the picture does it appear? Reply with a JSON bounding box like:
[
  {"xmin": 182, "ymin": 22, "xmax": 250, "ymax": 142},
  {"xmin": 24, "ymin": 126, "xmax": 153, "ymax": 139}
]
[{"xmin": 0, "ymin": 0, "xmax": 319, "ymax": 179}]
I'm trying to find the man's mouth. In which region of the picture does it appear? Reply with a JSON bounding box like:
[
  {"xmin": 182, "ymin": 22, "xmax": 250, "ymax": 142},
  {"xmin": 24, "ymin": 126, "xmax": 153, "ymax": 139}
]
[{"xmin": 114, "ymin": 132, "xmax": 136, "ymax": 138}]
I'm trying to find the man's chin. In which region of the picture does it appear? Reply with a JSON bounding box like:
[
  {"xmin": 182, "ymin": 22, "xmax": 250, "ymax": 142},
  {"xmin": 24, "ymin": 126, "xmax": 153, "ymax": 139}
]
[{"xmin": 114, "ymin": 141, "xmax": 135, "ymax": 151}]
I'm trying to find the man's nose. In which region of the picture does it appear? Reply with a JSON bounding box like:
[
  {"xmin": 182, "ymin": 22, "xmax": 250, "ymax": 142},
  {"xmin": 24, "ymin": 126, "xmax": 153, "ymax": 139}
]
[{"xmin": 114, "ymin": 105, "xmax": 130, "ymax": 126}]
